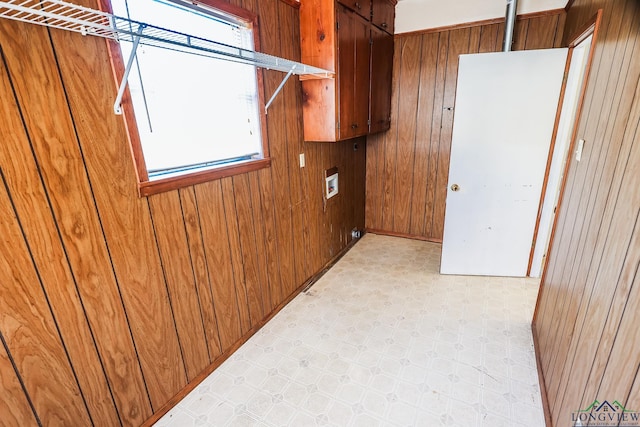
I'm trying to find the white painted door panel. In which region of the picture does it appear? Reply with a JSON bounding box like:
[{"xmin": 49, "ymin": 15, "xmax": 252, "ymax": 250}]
[{"xmin": 440, "ymin": 49, "xmax": 568, "ymax": 277}]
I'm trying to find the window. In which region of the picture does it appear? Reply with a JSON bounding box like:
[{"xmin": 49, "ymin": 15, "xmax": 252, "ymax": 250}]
[{"xmin": 109, "ymin": 0, "xmax": 269, "ymax": 196}]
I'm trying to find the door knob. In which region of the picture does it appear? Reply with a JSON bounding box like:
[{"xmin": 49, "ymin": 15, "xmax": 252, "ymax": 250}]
[{"xmin": 450, "ymin": 184, "xmax": 460, "ymax": 192}]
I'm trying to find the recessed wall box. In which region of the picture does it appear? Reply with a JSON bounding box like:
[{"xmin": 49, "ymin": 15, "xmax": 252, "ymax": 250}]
[{"xmin": 325, "ymin": 167, "xmax": 339, "ymax": 199}]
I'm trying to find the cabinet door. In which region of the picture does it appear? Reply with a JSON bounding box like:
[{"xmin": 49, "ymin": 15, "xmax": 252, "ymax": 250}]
[
  {"xmin": 337, "ymin": 0, "xmax": 370, "ymax": 20},
  {"xmin": 372, "ymin": 0, "xmax": 395, "ymax": 34},
  {"xmin": 353, "ymin": 13, "xmax": 371, "ymax": 136},
  {"xmin": 369, "ymin": 25, "xmax": 393, "ymax": 133},
  {"xmin": 337, "ymin": 7, "xmax": 370, "ymax": 140}
]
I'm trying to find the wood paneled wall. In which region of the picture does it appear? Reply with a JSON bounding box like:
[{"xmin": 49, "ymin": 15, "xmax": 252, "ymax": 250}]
[
  {"xmin": 0, "ymin": 0, "xmax": 365, "ymax": 425},
  {"xmin": 365, "ymin": 12, "xmax": 566, "ymax": 241},
  {"xmin": 533, "ymin": 0, "xmax": 640, "ymax": 425}
]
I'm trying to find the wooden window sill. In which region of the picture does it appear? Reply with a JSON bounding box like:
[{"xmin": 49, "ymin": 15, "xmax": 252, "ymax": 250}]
[{"xmin": 138, "ymin": 157, "xmax": 271, "ymax": 197}]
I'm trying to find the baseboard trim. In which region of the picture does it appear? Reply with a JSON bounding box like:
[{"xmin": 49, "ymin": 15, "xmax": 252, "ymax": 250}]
[
  {"xmin": 366, "ymin": 228, "xmax": 442, "ymax": 244},
  {"xmin": 532, "ymin": 322, "xmax": 553, "ymax": 426},
  {"xmin": 141, "ymin": 237, "xmax": 361, "ymax": 426}
]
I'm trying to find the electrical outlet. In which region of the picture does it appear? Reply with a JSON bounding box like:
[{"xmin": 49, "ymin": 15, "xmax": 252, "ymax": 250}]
[{"xmin": 299, "ymin": 153, "xmax": 305, "ymax": 168}]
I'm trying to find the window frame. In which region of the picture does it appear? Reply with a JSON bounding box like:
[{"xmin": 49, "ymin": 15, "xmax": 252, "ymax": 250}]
[{"xmin": 101, "ymin": 0, "xmax": 270, "ymax": 197}]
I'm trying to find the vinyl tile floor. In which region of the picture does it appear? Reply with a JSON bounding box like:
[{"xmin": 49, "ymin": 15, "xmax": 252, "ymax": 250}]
[{"xmin": 155, "ymin": 233, "xmax": 545, "ymax": 427}]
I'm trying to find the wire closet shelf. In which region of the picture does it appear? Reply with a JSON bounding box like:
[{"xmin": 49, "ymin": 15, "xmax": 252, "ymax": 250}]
[{"xmin": 0, "ymin": 0, "xmax": 334, "ymax": 112}]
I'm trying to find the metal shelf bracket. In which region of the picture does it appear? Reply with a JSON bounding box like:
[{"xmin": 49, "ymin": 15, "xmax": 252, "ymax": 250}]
[
  {"xmin": 265, "ymin": 65, "xmax": 296, "ymax": 113},
  {"xmin": 114, "ymin": 24, "xmax": 145, "ymax": 115}
]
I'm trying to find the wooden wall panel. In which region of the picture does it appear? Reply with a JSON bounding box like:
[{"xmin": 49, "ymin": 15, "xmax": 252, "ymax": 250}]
[
  {"xmin": 221, "ymin": 177, "xmax": 253, "ymax": 334},
  {"xmin": 432, "ymin": 27, "xmax": 471, "ymax": 240},
  {"xmin": 538, "ymin": 5, "xmax": 639, "ymax": 394},
  {"xmin": 0, "ymin": 340, "xmax": 37, "ymax": 427},
  {"xmin": 408, "ymin": 33, "xmax": 438, "ymax": 236},
  {"xmin": 533, "ymin": 1, "xmax": 640, "ymax": 425},
  {"xmin": 0, "ymin": 0, "xmax": 366, "ymax": 424},
  {"xmin": 0, "ymin": 18, "xmax": 152, "ymax": 425},
  {"xmin": 195, "ymin": 181, "xmax": 244, "ymax": 351},
  {"xmin": 0, "ymin": 45, "xmax": 122, "ymax": 425},
  {"xmin": 179, "ymin": 187, "xmax": 224, "ymax": 360},
  {"xmin": 148, "ymin": 192, "xmax": 211, "ymax": 380},
  {"xmin": 365, "ymin": 12, "xmax": 566, "ymax": 241},
  {"xmin": 233, "ymin": 174, "xmax": 268, "ymax": 323},
  {"xmin": 392, "ymin": 35, "xmax": 422, "ymax": 234},
  {"xmin": 0, "ymin": 0, "xmax": 366, "ymax": 426},
  {"xmin": 0, "ymin": 178, "xmax": 91, "ymax": 425},
  {"xmin": 46, "ymin": 10, "xmax": 188, "ymax": 408}
]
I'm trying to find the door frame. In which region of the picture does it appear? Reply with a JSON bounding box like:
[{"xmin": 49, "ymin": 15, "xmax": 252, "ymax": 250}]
[{"xmin": 526, "ymin": 10, "xmax": 603, "ymax": 278}]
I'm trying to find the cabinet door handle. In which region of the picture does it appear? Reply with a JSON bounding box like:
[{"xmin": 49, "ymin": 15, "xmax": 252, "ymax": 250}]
[
  {"xmin": 381, "ymin": 22, "xmax": 388, "ymax": 28},
  {"xmin": 351, "ymin": 124, "xmax": 359, "ymax": 129}
]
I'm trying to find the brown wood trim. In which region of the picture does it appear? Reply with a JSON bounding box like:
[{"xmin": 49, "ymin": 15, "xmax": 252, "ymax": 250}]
[
  {"xmin": 527, "ymin": 50, "xmax": 573, "ymax": 277},
  {"xmin": 564, "ymin": 0, "xmax": 575, "ymax": 12},
  {"xmin": 528, "ymin": 10, "xmax": 602, "ymax": 277},
  {"xmin": 395, "ymin": 8, "xmax": 566, "ymax": 38},
  {"xmin": 138, "ymin": 158, "xmax": 271, "ymax": 197},
  {"xmin": 366, "ymin": 228, "xmax": 443, "ymax": 244},
  {"xmin": 278, "ymin": 0, "xmax": 301, "ymax": 9},
  {"xmin": 566, "ymin": 10, "xmax": 602, "ymax": 48},
  {"xmin": 193, "ymin": 0, "xmax": 259, "ymax": 24},
  {"xmin": 139, "ymin": 235, "xmax": 360, "ymax": 427},
  {"xmin": 95, "ymin": 1, "xmax": 150, "ymax": 184},
  {"xmin": 532, "ymin": 323, "xmax": 553, "ymax": 427},
  {"xmin": 532, "ymin": 9, "xmax": 601, "ymax": 324}
]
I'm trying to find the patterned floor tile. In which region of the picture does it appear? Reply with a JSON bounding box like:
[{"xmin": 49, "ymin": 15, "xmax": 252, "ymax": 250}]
[{"xmin": 154, "ymin": 234, "xmax": 544, "ymax": 426}]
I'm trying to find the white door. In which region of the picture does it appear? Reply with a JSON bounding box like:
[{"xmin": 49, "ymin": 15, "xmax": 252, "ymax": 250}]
[{"xmin": 440, "ymin": 49, "xmax": 568, "ymax": 277}]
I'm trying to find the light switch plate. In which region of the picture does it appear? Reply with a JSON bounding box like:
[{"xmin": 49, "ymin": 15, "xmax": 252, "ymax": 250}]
[
  {"xmin": 299, "ymin": 153, "xmax": 305, "ymax": 168},
  {"xmin": 576, "ymin": 139, "xmax": 585, "ymax": 162}
]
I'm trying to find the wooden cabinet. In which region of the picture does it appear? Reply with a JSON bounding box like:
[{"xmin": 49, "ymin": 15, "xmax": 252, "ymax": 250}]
[
  {"xmin": 337, "ymin": 0, "xmax": 370, "ymax": 20},
  {"xmin": 369, "ymin": 25, "xmax": 393, "ymax": 133},
  {"xmin": 300, "ymin": 0, "xmax": 395, "ymax": 142},
  {"xmin": 337, "ymin": 6, "xmax": 371, "ymax": 140},
  {"xmin": 372, "ymin": 0, "xmax": 395, "ymax": 34}
]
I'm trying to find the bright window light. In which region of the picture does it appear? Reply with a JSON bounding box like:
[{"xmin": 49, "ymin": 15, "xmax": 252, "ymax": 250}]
[{"xmin": 110, "ymin": 0, "xmax": 263, "ymax": 179}]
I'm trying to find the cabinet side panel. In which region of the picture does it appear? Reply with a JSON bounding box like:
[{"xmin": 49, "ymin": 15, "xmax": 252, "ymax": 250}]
[
  {"xmin": 302, "ymin": 79, "xmax": 338, "ymax": 142},
  {"xmin": 300, "ymin": 0, "xmax": 336, "ymax": 70}
]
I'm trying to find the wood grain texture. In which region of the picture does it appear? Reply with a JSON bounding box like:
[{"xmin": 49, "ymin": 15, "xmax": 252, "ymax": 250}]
[
  {"xmin": 539, "ymin": 4, "xmax": 634, "ymax": 382},
  {"xmin": 408, "ymin": 33, "xmax": 438, "ymax": 236},
  {"xmin": 0, "ymin": 340, "xmax": 37, "ymax": 427},
  {"xmin": 148, "ymin": 192, "xmax": 210, "ymax": 380},
  {"xmin": 537, "ymin": 0, "xmax": 629, "ymax": 392},
  {"xmin": 280, "ymin": 1, "xmax": 310, "ymax": 287},
  {"xmin": 0, "ymin": 177, "xmax": 91, "ymax": 425},
  {"xmin": 196, "ymin": 180, "xmax": 244, "ymax": 350},
  {"xmin": 532, "ymin": 1, "xmax": 640, "ymax": 425},
  {"xmin": 0, "ymin": 16, "xmax": 152, "ymax": 425},
  {"xmin": 365, "ymin": 11, "xmax": 567, "ymax": 241},
  {"xmin": 221, "ymin": 177, "xmax": 253, "ymax": 334},
  {"xmin": 46, "ymin": 2, "xmax": 188, "ymax": 407},
  {"xmin": 179, "ymin": 187, "xmax": 224, "ymax": 360},
  {"xmin": 0, "ymin": 44, "xmax": 122, "ymax": 426},
  {"xmin": 392, "ymin": 35, "xmax": 422, "ymax": 234},
  {"xmin": 232, "ymin": 174, "xmax": 267, "ymax": 323},
  {"xmin": 431, "ymin": 27, "xmax": 469, "ymax": 240},
  {"xmin": 0, "ymin": 0, "xmax": 366, "ymax": 424},
  {"xmin": 424, "ymin": 32, "xmax": 448, "ymax": 238}
]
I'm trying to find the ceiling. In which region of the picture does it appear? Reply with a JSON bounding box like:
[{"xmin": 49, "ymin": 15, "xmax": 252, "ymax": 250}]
[{"xmin": 395, "ymin": 0, "xmax": 569, "ymax": 34}]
